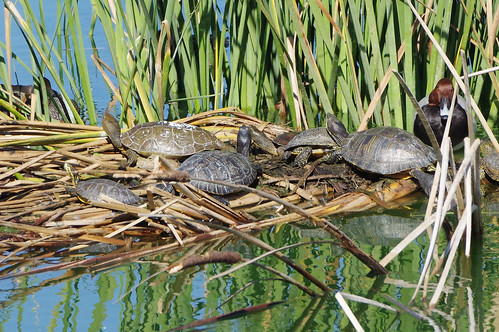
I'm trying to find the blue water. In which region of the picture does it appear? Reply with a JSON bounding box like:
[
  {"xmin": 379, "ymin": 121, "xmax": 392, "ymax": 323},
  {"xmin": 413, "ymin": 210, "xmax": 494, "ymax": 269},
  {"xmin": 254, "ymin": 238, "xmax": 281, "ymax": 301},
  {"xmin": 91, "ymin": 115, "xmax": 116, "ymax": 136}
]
[{"xmin": 1, "ymin": 199, "xmax": 498, "ymax": 330}]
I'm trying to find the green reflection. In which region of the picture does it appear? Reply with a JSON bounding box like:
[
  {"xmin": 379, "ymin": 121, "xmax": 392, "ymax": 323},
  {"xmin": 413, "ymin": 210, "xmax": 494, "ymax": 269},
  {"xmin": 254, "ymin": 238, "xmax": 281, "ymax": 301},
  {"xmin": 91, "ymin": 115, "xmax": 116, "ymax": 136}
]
[{"xmin": 1, "ymin": 199, "xmax": 499, "ymax": 330}]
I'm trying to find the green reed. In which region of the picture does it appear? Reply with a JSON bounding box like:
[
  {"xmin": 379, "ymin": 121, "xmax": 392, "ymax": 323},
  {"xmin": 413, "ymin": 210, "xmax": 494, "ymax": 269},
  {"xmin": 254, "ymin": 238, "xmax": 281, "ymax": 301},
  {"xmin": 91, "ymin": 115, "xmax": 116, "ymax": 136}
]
[{"xmin": 0, "ymin": 0, "xmax": 497, "ymax": 131}]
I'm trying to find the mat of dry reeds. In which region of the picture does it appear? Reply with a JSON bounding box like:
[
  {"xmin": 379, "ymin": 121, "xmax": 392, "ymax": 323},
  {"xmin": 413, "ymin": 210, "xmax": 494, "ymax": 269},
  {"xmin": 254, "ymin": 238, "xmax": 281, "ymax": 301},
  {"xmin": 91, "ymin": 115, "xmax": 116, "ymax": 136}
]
[{"xmin": 0, "ymin": 109, "xmax": 423, "ymax": 271}]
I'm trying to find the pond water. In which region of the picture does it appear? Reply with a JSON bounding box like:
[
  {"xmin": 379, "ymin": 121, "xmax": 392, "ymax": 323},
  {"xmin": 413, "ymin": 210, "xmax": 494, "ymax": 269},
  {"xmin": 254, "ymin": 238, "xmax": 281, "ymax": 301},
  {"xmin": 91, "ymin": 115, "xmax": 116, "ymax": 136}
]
[
  {"xmin": 1, "ymin": 193, "xmax": 499, "ymax": 331},
  {"xmin": 2, "ymin": 2, "xmax": 499, "ymax": 331}
]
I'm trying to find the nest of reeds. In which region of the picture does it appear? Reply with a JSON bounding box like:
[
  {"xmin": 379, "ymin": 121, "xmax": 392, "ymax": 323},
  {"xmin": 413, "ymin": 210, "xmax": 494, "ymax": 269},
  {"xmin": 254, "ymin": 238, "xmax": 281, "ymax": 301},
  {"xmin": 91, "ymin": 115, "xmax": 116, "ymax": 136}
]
[{"xmin": 0, "ymin": 109, "xmax": 424, "ymax": 255}]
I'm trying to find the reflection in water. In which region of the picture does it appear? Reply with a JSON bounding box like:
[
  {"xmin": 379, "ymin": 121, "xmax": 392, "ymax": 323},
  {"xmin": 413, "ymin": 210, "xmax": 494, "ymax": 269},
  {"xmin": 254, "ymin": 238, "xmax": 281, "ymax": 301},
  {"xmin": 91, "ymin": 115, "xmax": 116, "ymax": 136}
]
[
  {"xmin": 1, "ymin": 199, "xmax": 499, "ymax": 329},
  {"xmin": 339, "ymin": 214, "xmax": 420, "ymax": 246}
]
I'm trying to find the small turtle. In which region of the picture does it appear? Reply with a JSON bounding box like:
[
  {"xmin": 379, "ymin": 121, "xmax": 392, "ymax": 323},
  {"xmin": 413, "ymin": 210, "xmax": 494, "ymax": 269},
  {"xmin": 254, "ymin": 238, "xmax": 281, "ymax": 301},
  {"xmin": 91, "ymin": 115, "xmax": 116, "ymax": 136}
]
[
  {"xmin": 481, "ymin": 140, "xmax": 499, "ymax": 182},
  {"xmin": 282, "ymin": 124, "xmax": 338, "ymax": 167},
  {"xmin": 102, "ymin": 113, "xmax": 226, "ymax": 165},
  {"xmin": 177, "ymin": 125, "xmax": 258, "ymax": 196},
  {"xmin": 64, "ymin": 163, "xmax": 141, "ymax": 204}
]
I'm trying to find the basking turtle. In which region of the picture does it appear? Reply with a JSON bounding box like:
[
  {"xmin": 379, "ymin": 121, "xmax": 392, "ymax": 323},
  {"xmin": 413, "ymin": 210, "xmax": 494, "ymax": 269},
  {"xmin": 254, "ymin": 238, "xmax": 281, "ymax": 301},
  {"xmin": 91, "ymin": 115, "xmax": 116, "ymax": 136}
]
[
  {"xmin": 64, "ymin": 163, "xmax": 141, "ymax": 204},
  {"xmin": 102, "ymin": 113, "xmax": 226, "ymax": 165},
  {"xmin": 177, "ymin": 125, "xmax": 258, "ymax": 196},
  {"xmin": 5, "ymin": 77, "xmax": 77, "ymax": 122},
  {"xmin": 481, "ymin": 140, "xmax": 499, "ymax": 182},
  {"xmin": 282, "ymin": 125, "xmax": 338, "ymax": 167},
  {"xmin": 326, "ymin": 114, "xmax": 436, "ymax": 175}
]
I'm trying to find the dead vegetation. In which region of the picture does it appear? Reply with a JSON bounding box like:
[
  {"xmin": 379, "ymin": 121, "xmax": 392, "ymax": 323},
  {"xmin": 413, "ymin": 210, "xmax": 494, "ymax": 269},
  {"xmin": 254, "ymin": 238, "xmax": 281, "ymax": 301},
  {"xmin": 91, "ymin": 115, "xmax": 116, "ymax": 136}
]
[{"xmin": 0, "ymin": 110, "xmax": 423, "ymax": 274}]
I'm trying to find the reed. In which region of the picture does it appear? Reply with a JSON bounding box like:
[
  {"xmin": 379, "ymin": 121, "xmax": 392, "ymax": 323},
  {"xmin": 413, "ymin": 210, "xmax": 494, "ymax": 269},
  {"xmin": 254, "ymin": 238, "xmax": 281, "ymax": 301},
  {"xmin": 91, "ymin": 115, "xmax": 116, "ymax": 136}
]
[{"xmin": 1, "ymin": 0, "xmax": 497, "ymax": 130}]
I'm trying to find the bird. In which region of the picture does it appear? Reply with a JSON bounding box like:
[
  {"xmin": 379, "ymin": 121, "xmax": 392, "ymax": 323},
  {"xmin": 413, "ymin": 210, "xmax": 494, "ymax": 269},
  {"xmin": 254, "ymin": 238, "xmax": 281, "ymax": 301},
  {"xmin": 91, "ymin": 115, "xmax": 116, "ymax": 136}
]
[{"xmin": 413, "ymin": 78, "xmax": 472, "ymax": 148}]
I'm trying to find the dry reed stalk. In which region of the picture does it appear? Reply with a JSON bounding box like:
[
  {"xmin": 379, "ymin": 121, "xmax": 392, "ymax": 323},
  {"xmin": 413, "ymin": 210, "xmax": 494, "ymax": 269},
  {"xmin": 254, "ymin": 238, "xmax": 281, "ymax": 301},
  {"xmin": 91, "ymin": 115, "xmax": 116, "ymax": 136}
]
[
  {"xmin": 241, "ymin": 193, "xmax": 304, "ymax": 213},
  {"xmin": 177, "ymin": 108, "xmax": 291, "ymax": 138},
  {"xmin": 228, "ymin": 192, "xmax": 266, "ymax": 209},
  {"xmin": 335, "ymin": 292, "xmax": 365, "ymax": 331},
  {"xmin": 77, "ymin": 234, "xmax": 126, "ymax": 246},
  {"xmin": 0, "ymin": 120, "xmax": 103, "ymax": 131},
  {"xmin": 173, "ymin": 183, "xmax": 255, "ymax": 224},
  {"xmin": 263, "ymin": 173, "xmax": 321, "ymax": 203},
  {"xmin": 46, "ymin": 212, "xmax": 115, "ymax": 228},
  {"xmin": 0, "ymin": 150, "xmax": 55, "ymax": 180},
  {"xmin": 153, "ymin": 199, "xmax": 210, "ymax": 223}
]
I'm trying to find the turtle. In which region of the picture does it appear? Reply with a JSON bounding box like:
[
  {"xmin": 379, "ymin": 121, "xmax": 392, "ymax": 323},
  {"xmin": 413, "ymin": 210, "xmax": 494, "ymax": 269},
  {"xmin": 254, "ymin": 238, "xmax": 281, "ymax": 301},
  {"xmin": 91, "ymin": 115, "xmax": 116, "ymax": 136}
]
[
  {"xmin": 481, "ymin": 140, "xmax": 499, "ymax": 182},
  {"xmin": 282, "ymin": 125, "xmax": 338, "ymax": 167},
  {"xmin": 102, "ymin": 113, "xmax": 226, "ymax": 166},
  {"xmin": 326, "ymin": 114, "xmax": 436, "ymax": 176},
  {"xmin": 64, "ymin": 163, "xmax": 141, "ymax": 204},
  {"xmin": 177, "ymin": 125, "xmax": 259, "ymax": 196},
  {"xmin": 4, "ymin": 77, "xmax": 77, "ymax": 122}
]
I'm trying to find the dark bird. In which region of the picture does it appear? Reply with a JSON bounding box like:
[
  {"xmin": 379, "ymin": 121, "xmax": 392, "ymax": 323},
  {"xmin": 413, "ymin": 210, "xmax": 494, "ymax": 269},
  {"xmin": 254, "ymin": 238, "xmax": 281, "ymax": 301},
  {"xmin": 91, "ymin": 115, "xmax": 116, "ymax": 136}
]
[{"xmin": 413, "ymin": 78, "xmax": 472, "ymax": 148}]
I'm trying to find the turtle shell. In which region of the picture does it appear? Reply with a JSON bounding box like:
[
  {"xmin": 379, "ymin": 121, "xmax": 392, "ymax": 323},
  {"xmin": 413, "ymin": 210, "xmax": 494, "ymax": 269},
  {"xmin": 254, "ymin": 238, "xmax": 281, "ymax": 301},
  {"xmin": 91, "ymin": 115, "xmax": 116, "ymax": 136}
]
[
  {"xmin": 178, "ymin": 150, "xmax": 258, "ymax": 195},
  {"xmin": 283, "ymin": 127, "xmax": 336, "ymax": 150},
  {"xmin": 340, "ymin": 126, "xmax": 436, "ymax": 175},
  {"xmin": 121, "ymin": 121, "xmax": 225, "ymax": 158},
  {"xmin": 76, "ymin": 178, "xmax": 141, "ymax": 204}
]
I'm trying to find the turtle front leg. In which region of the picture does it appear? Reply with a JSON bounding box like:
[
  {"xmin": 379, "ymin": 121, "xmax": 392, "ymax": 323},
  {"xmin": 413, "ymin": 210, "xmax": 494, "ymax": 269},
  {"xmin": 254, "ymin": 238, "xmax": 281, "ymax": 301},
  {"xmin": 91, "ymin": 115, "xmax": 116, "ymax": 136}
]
[
  {"xmin": 320, "ymin": 150, "xmax": 341, "ymax": 164},
  {"xmin": 293, "ymin": 147, "xmax": 312, "ymax": 167},
  {"xmin": 125, "ymin": 150, "xmax": 139, "ymax": 166}
]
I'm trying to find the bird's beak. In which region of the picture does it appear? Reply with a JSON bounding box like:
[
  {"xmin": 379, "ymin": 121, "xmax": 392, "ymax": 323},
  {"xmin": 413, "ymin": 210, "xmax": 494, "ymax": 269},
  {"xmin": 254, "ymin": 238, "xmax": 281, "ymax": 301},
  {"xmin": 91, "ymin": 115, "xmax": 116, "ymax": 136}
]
[{"xmin": 440, "ymin": 96, "xmax": 450, "ymax": 119}]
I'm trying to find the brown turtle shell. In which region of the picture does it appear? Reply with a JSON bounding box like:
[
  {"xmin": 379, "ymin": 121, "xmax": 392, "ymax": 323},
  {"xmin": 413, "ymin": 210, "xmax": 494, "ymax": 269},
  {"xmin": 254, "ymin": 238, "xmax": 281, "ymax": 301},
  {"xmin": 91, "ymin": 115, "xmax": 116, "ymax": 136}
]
[{"xmin": 120, "ymin": 121, "xmax": 225, "ymax": 158}]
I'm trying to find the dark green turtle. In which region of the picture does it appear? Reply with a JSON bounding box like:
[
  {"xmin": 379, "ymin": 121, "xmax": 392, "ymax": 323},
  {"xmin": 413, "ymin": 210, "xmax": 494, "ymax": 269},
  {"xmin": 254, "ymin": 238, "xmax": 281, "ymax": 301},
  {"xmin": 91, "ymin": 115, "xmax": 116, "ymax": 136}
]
[
  {"xmin": 102, "ymin": 113, "xmax": 226, "ymax": 165},
  {"xmin": 5, "ymin": 77, "xmax": 77, "ymax": 122},
  {"xmin": 481, "ymin": 140, "xmax": 499, "ymax": 182},
  {"xmin": 326, "ymin": 114, "xmax": 436, "ymax": 175},
  {"xmin": 282, "ymin": 125, "xmax": 338, "ymax": 167},
  {"xmin": 177, "ymin": 125, "xmax": 258, "ymax": 196},
  {"xmin": 64, "ymin": 163, "xmax": 141, "ymax": 204}
]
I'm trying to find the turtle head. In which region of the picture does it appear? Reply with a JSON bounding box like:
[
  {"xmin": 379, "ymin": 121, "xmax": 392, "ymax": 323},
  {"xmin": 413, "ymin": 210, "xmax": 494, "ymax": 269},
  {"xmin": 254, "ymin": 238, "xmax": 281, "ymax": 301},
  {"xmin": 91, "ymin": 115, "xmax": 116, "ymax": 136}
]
[
  {"xmin": 237, "ymin": 125, "xmax": 252, "ymax": 157},
  {"xmin": 325, "ymin": 113, "xmax": 348, "ymax": 145},
  {"xmin": 102, "ymin": 113, "xmax": 123, "ymax": 149},
  {"xmin": 64, "ymin": 162, "xmax": 79, "ymax": 186}
]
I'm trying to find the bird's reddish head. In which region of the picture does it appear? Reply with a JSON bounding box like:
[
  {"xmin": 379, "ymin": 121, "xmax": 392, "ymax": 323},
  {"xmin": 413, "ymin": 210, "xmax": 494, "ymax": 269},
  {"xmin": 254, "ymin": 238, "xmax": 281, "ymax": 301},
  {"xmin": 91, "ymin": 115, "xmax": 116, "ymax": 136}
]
[{"xmin": 428, "ymin": 78, "xmax": 454, "ymax": 106}]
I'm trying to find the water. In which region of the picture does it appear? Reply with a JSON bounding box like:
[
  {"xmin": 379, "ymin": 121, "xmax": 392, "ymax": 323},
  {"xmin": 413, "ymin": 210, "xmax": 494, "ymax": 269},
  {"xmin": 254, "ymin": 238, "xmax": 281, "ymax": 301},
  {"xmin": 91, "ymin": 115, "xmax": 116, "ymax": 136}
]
[{"xmin": 1, "ymin": 197, "xmax": 498, "ymax": 330}]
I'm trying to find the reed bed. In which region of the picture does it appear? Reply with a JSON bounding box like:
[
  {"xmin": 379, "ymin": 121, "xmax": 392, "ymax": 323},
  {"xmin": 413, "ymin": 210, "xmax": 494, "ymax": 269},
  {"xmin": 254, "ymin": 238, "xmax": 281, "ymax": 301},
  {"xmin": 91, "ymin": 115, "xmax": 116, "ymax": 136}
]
[
  {"xmin": 2, "ymin": 0, "xmax": 498, "ymax": 130},
  {"xmin": 0, "ymin": 111, "xmax": 422, "ymax": 268}
]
